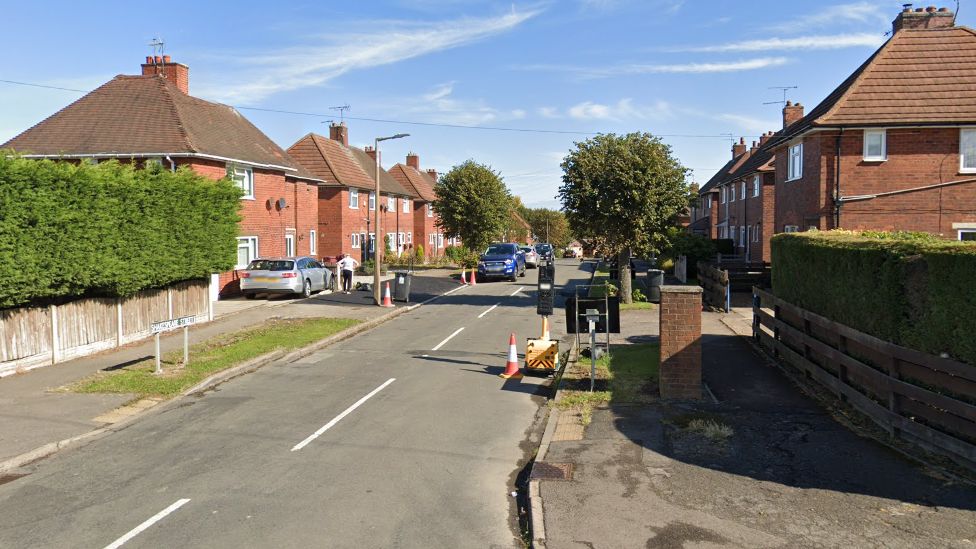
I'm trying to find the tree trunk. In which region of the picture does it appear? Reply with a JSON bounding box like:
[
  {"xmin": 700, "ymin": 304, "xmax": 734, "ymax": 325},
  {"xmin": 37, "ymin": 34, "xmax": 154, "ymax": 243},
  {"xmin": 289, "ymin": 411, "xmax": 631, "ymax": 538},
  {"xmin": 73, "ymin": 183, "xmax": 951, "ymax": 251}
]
[{"xmin": 619, "ymin": 248, "xmax": 633, "ymax": 304}]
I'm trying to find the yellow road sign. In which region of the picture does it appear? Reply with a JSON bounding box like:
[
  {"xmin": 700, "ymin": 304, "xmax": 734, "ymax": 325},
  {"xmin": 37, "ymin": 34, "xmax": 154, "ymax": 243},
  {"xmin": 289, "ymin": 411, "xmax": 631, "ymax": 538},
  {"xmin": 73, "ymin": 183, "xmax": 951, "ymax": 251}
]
[{"xmin": 525, "ymin": 338, "xmax": 559, "ymax": 370}]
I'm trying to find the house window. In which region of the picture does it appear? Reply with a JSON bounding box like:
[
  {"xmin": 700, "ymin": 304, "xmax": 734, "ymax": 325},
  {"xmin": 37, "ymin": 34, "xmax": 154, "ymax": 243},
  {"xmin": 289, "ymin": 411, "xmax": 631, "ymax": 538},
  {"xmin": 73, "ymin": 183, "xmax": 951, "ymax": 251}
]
[
  {"xmin": 788, "ymin": 143, "xmax": 803, "ymax": 181},
  {"xmin": 961, "ymin": 129, "xmax": 976, "ymax": 172},
  {"xmin": 236, "ymin": 236, "xmax": 258, "ymax": 269},
  {"xmin": 285, "ymin": 233, "xmax": 295, "ymax": 257},
  {"xmin": 349, "ymin": 189, "xmax": 359, "ymax": 209},
  {"xmin": 752, "ymin": 175, "xmax": 760, "ymax": 197},
  {"xmin": 959, "ymin": 229, "xmax": 976, "ymax": 241},
  {"xmin": 426, "ymin": 203, "xmax": 434, "ymax": 217},
  {"xmin": 720, "ymin": 187, "xmax": 727, "ymax": 204},
  {"xmin": 438, "ymin": 234, "xmax": 445, "ymax": 248},
  {"xmin": 753, "ymin": 224, "xmax": 760, "ymax": 242},
  {"xmin": 706, "ymin": 195, "xmax": 712, "ymax": 209},
  {"xmin": 863, "ymin": 129, "xmax": 887, "ymax": 161},
  {"xmin": 429, "ymin": 233, "xmax": 436, "ymax": 245},
  {"xmin": 231, "ymin": 166, "xmax": 254, "ymax": 199},
  {"xmin": 387, "ymin": 195, "xmax": 395, "ymax": 211},
  {"xmin": 310, "ymin": 230, "xmax": 317, "ymax": 255},
  {"xmin": 351, "ymin": 233, "xmax": 361, "ymax": 248},
  {"xmin": 369, "ymin": 192, "xmax": 376, "ymax": 211},
  {"xmin": 740, "ymin": 226, "xmax": 746, "ymax": 247},
  {"xmin": 740, "ymin": 181, "xmax": 746, "ymax": 198},
  {"xmin": 730, "ymin": 185, "xmax": 736, "ymax": 202},
  {"xmin": 403, "ymin": 198, "xmax": 411, "ymax": 213},
  {"xmin": 407, "ymin": 232, "xmax": 412, "ymax": 244},
  {"xmin": 784, "ymin": 225, "xmax": 799, "ymax": 233}
]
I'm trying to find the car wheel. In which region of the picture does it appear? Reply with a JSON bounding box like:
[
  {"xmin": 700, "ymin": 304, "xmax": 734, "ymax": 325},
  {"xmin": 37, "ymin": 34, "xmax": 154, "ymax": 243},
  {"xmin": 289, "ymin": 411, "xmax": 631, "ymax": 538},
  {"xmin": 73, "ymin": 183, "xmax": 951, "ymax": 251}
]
[
  {"xmin": 244, "ymin": 292, "xmax": 257, "ymax": 300},
  {"xmin": 301, "ymin": 279, "xmax": 312, "ymax": 298}
]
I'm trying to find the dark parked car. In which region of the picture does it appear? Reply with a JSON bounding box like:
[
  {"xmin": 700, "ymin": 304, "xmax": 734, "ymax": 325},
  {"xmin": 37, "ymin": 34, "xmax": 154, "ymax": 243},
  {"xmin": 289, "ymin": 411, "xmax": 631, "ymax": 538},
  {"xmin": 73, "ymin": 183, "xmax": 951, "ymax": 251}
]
[
  {"xmin": 240, "ymin": 256, "xmax": 332, "ymax": 298},
  {"xmin": 478, "ymin": 243, "xmax": 526, "ymax": 281},
  {"xmin": 534, "ymin": 243, "xmax": 554, "ymax": 261}
]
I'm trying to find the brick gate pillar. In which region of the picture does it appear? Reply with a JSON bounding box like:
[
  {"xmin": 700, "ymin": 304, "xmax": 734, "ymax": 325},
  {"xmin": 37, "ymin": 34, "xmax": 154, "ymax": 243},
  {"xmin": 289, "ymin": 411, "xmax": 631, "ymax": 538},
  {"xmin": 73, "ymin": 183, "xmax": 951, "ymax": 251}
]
[{"xmin": 658, "ymin": 285, "xmax": 703, "ymax": 400}]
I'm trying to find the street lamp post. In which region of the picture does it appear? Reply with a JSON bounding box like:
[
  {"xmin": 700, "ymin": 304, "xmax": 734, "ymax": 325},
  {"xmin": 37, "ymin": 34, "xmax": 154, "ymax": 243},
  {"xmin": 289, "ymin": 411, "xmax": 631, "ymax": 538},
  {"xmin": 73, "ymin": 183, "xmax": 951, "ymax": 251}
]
[{"xmin": 374, "ymin": 133, "xmax": 409, "ymax": 305}]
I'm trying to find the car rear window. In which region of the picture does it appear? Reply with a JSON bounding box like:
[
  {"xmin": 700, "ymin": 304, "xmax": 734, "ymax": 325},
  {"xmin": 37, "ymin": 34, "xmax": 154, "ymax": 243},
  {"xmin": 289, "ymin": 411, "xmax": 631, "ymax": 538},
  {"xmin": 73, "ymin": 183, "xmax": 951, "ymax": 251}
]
[
  {"xmin": 247, "ymin": 260, "xmax": 294, "ymax": 271},
  {"xmin": 485, "ymin": 244, "xmax": 516, "ymax": 255}
]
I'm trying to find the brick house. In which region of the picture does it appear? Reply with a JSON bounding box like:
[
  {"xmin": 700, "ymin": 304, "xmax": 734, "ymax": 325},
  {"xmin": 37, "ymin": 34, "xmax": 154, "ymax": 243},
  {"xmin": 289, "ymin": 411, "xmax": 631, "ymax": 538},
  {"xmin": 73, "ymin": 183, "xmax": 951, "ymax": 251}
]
[
  {"xmin": 689, "ymin": 138, "xmax": 752, "ymax": 240},
  {"xmin": 722, "ymin": 133, "xmax": 778, "ymax": 263},
  {"xmin": 2, "ymin": 55, "xmax": 323, "ymax": 298},
  {"xmin": 769, "ymin": 6, "xmax": 976, "ymax": 240},
  {"xmin": 388, "ymin": 153, "xmax": 448, "ymax": 257},
  {"xmin": 287, "ymin": 124, "xmax": 418, "ymax": 262}
]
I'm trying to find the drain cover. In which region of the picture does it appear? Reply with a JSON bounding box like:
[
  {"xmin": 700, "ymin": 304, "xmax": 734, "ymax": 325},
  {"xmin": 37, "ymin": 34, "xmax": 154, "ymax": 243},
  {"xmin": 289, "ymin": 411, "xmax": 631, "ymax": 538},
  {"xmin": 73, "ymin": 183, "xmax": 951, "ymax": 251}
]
[{"xmin": 530, "ymin": 462, "xmax": 574, "ymax": 481}]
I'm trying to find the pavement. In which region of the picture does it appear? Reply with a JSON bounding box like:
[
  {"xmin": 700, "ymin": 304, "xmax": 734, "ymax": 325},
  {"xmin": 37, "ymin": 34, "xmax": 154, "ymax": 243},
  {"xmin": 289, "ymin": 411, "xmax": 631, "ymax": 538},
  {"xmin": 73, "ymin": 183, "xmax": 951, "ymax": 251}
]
[
  {"xmin": 0, "ymin": 271, "xmax": 458, "ymax": 472},
  {"xmin": 533, "ymin": 302, "xmax": 976, "ymax": 548}
]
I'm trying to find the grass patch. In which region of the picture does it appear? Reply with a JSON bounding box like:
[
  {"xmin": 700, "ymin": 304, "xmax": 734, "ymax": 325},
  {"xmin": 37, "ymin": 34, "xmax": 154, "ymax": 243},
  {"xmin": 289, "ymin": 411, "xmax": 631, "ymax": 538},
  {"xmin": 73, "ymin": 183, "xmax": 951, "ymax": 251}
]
[
  {"xmin": 69, "ymin": 317, "xmax": 359, "ymax": 398},
  {"xmin": 685, "ymin": 418, "xmax": 734, "ymax": 441},
  {"xmin": 620, "ymin": 301, "xmax": 654, "ymax": 311},
  {"xmin": 558, "ymin": 342, "xmax": 659, "ymax": 425}
]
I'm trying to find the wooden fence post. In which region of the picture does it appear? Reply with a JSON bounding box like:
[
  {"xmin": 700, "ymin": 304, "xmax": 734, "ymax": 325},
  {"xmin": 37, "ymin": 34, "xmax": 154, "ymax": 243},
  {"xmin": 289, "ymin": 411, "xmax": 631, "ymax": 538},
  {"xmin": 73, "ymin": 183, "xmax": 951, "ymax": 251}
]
[{"xmin": 50, "ymin": 304, "xmax": 60, "ymax": 365}]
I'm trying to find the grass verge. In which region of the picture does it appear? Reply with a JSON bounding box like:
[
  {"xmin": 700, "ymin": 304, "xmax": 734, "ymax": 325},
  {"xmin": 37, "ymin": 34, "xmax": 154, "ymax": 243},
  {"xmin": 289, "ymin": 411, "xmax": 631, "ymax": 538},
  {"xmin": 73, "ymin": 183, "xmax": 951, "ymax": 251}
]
[
  {"xmin": 69, "ymin": 317, "xmax": 359, "ymax": 398},
  {"xmin": 556, "ymin": 342, "xmax": 659, "ymax": 425},
  {"xmin": 620, "ymin": 301, "xmax": 654, "ymax": 311}
]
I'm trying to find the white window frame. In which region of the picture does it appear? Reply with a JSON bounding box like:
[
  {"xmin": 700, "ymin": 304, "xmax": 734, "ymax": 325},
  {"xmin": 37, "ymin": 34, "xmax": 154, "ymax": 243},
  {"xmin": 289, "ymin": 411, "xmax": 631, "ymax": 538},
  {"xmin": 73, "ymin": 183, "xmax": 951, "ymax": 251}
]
[
  {"xmin": 231, "ymin": 166, "xmax": 255, "ymax": 199},
  {"xmin": 753, "ymin": 224, "xmax": 759, "ymax": 242},
  {"xmin": 349, "ymin": 189, "xmax": 359, "ymax": 209},
  {"xmin": 309, "ymin": 230, "xmax": 317, "ymax": 255},
  {"xmin": 429, "ymin": 233, "xmax": 436, "ymax": 245},
  {"xmin": 351, "ymin": 233, "xmax": 361, "ymax": 249},
  {"xmin": 285, "ymin": 233, "xmax": 295, "ymax": 257},
  {"xmin": 387, "ymin": 195, "xmax": 395, "ymax": 211},
  {"xmin": 369, "ymin": 192, "xmax": 376, "ymax": 211},
  {"xmin": 784, "ymin": 225, "xmax": 799, "ymax": 233},
  {"xmin": 731, "ymin": 184, "xmax": 736, "ymax": 202},
  {"xmin": 403, "ymin": 197, "xmax": 411, "ymax": 213},
  {"xmin": 426, "ymin": 203, "xmax": 434, "ymax": 217},
  {"xmin": 706, "ymin": 195, "xmax": 712, "ymax": 209},
  {"xmin": 438, "ymin": 234, "xmax": 445, "ymax": 249},
  {"xmin": 720, "ymin": 187, "xmax": 727, "ymax": 204},
  {"xmin": 236, "ymin": 236, "xmax": 258, "ymax": 269},
  {"xmin": 740, "ymin": 227, "xmax": 746, "ymax": 247},
  {"xmin": 752, "ymin": 175, "xmax": 760, "ymax": 197},
  {"xmin": 961, "ymin": 129, "xmax": 976, "ymax": 173},
  {"xmin": 863, "ymin": 129, "xmax": 887, "ymax": 161},
  {"xmin": 740, "ymin": 181, "xmax": 746, "ymax": 198},
  {"xmin": 787, "ymin": 142, "xmax": 803, "ymax": 181},
  {"xmin": 958, "ymin": 229, "xmax": 976, "ymax": 241}
]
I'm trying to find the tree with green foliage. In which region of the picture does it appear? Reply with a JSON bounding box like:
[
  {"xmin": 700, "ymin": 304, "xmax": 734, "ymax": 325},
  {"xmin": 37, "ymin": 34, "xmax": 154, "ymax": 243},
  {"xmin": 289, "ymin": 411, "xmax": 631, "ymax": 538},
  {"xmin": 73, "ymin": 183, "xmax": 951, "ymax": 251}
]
[
  {"xmin": 524, "ymin": 208, "xmax": 572, "ymax": 247},
  {"xmin": 559, "ymin": 132, "xmax": 691, "ymax": 302},
  {"xmin": 0, "ymin": 156, "xmax": 241, "ymax": 309},
  {"xmin": 433, "ymin": 160, "xmax": 512, "ymax": 253}
]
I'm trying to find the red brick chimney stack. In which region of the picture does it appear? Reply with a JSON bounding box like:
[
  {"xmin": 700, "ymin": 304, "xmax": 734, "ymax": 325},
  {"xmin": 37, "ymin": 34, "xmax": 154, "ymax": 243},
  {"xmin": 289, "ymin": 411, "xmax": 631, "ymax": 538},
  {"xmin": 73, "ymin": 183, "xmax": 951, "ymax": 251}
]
[
  {"xmin": 732, "ymin": 137, "xmax": 747, "ymax": 159},
  {"xmin": 329, "ymin": 122, "xmax": 349, "ymax": 147},
  {"xmin": 782, "ymin": 101, "xmax": 804, "ymax": 129},
  {"xmin": 406, "ymin": 153, "xmax": 420, "ymax": 170},
  {"xmin": 364, "ymin": 146, "xmax": 378, "ymax": 163},
  {"xmin": 759, "ymin": 131, "xmax": 773, "ymax": 146},
  {"xmin": 426, "ymin": 169, "xmax": 438, "ymax": 183},
  {"xmin": 892, "ymin": 5, "xmax": 954, "ymax": 33},
  {"xmin": 140, "ymin": 55, "xmax": 189, "ymax": 94}
]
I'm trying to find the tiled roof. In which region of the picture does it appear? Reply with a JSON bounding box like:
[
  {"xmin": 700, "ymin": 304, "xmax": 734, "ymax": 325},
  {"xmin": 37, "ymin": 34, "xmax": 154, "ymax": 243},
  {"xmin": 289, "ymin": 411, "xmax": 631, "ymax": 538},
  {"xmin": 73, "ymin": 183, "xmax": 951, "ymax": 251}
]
[
  {"xmin": 729, "ymin": 141, "xmax": 777, "ymax": 180},
  {"xmin": 699, "ymin": 150, "xmax": 753, "ymax": 193},
  {"xmin": 774, "ymin": 25, "xmax": 976, "ymax": 144},
  {"xmin": 2, "ymin": 75, "xmax": 314, "ymax": 177},
  {"xmin": 288, "ymin": 133, "xmax": 412, "ymax": 196},
  {"xmin": 389, "ymin": 163, "xmax": 437, "ymax": 202}
]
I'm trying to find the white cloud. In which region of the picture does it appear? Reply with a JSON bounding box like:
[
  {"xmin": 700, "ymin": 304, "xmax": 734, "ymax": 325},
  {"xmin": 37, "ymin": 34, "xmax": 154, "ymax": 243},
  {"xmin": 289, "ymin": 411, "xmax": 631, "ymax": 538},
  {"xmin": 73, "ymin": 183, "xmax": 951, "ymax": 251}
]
[
  {"xmin": 766, "ymin": 2, "xmax": 889, "ymax": 33},
  {"xmin": 675, "ymin": 33, "xmax": 885, "ymax": 52},
  {"xmin": 567, "ymin": 98, "xmax": 677, "ymax": 121},
  {"xmin": 717, "ymin": 114, "xmax": 778, "ymax": 134},
  {"xmin": 378, "ymin": 82, "xmax": 526, "ymax": 127},
  {"xmin": 196, "ymin": 8, "xmax": 541, "ymax": 104},
  {"xmin": 538, "ymin": 106, "xmax": 560, "ymax": 118},
  {"xmin": 424, "ymin": 82, "xmax": 456, "ymax": 101},
  {"xmin": 521, "ymin": 57, "xmax": 790, "ymax": 79}
]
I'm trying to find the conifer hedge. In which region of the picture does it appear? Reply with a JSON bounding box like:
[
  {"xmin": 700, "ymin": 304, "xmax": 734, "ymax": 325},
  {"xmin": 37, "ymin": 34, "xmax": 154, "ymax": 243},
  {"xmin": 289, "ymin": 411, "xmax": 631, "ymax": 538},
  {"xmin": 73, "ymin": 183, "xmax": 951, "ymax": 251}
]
[
  {"xmin": 771, "ymin": 230, "xmax": 976, "ymax": 366},
  {"xmin": 0, "ymin": 156, "xmax": 241, "ymax": 309}
]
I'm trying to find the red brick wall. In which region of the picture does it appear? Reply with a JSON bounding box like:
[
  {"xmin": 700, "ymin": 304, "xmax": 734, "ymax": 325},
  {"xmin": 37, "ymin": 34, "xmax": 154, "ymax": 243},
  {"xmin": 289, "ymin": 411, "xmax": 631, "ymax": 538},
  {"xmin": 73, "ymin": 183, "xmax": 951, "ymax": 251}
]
[
  {"xmin": 658, "ymin": 286, "xmax": 703, "ymax": 400},
  {"xmin": 760, "ymin": 172, "xmax": 776, "ymax": 262},
  {"xmin": 774, "ymin": 134, "xmax": 825, "ymax": 231},
  {"xmin": 412, "ymin": 202, "xmax": 443, "ymax": 257}
]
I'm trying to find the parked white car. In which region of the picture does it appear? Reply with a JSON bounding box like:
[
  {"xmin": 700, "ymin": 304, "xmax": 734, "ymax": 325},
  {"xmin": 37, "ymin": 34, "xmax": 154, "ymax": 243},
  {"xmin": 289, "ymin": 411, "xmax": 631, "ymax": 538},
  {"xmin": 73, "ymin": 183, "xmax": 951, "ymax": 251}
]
[
  {"xmin": 520, "ymin": 246, "xmax": 540, "ymax": 268},
  {"xmin": 240, "ymin": 256, "xmax": 332, "ymax": 298}
]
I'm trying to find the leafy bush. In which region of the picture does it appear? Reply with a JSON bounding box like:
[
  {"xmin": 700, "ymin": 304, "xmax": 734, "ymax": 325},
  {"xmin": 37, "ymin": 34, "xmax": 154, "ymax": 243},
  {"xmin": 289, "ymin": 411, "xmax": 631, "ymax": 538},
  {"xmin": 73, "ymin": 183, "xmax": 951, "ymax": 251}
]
[
  {"xmin": 414, "ymin": 244, "xmax": 425, "ymax": 262},
  {"xmin": 631, "ymin": 288, "xmax": 647, "ymax": 302},
  {"xmin": 713, "ymin": 238, "xmax": 734, "ymax": 255},
  {"xmin": 0, "ymin": 156, "xmax": 240, "ymax": 309},
  {"xmin": 771, "ymin": 230, "xmax": 976, "ymax": 365},
  {"xmin": 661, "ymin": 229, "xmax": 716, "ymax": 277}
]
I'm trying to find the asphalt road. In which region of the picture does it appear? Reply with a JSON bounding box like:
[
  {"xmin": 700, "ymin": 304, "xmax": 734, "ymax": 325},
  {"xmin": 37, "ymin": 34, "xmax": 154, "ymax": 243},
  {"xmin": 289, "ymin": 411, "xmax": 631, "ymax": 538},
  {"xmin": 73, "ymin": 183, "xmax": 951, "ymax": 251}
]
[{"xmin": 0, "ymin": 260, "xmax": 590, "ymax": 548}]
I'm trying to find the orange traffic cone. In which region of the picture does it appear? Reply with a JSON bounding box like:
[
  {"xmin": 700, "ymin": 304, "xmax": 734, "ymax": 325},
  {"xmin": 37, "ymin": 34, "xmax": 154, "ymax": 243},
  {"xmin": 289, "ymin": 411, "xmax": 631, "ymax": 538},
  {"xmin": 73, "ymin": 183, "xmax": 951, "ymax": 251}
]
[
  {"xmin": 470, "ymin": 269, "xmax": 477, "ymax": 286},
  {"xmin": 381, "ymin": 281, "xmax": 394, "ymax": 307},
  {"xmin": 460, "ymin": 269, "xmax": 467, "ymax": 285},
  {"xmin": 499, "ymin": 333, "xmax": 522, "ymax": 379}
]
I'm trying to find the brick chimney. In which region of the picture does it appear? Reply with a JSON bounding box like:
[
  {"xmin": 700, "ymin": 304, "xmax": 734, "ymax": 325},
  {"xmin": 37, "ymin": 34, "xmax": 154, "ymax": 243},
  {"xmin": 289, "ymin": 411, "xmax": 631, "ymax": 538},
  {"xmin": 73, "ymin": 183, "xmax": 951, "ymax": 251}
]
[
  {"xmin": 759, "ymin": 131, "xmax": 774, "ymax": 146},
  {"xmin": 426, "ymin": 168, "xmax": 438, "ymax": 183},
  {"xmin": 782, "ymin": 101, "xmax": 804, "ymax": 129},
  {"xmin": 141, "ymin": 55, "xmax": 189, "ymax": 94},
  {"xmin": 892, "ymin": 5, "xmax": 954, "ymax": 33},
  {"xmin": 406, "ymin": 152, "xmax": 420, "ymax": 170},
  {"xmin": 364, "ymin": 146, "xmax": 378, "ymax": 164},
  {"xmin": 329, "ymin": 122, "xmax": 349, "ymax": 147},
  {"xmin": 732, "ymin": 137, "xmax": 747, "ymax": 159}
]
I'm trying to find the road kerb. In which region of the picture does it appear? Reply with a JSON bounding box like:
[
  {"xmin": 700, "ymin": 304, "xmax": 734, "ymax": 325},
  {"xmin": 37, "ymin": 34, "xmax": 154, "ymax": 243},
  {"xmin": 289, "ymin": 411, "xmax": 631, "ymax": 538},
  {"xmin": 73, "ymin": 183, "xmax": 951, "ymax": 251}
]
[{"xmin": 0, "ymin": 282, "xmax": 468, "ymax": 475}]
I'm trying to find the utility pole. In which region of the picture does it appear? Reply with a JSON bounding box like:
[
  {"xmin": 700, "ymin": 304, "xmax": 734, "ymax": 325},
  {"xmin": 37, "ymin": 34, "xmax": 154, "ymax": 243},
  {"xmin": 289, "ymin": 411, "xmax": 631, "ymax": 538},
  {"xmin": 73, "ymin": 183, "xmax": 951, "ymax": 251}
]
[{"xmin": 373, "ymin": 133, "xmax": 409, "ymax": 305}]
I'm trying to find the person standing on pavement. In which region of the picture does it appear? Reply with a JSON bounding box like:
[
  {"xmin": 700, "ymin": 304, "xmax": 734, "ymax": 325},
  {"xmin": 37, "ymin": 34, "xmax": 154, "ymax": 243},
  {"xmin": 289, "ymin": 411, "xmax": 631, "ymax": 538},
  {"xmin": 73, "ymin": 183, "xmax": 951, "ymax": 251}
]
[{"xmin": 337, "ymin": 253, "xmax": 358, "ymax": 294}]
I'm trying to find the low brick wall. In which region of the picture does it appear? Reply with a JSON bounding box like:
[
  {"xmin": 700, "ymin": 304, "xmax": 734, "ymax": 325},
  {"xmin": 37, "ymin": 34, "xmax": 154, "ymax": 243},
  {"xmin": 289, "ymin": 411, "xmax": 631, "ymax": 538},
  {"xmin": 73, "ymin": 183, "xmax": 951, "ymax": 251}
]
[{"xmin": 659, "ymin": 285, "xmax": 703, "ymax": 400}]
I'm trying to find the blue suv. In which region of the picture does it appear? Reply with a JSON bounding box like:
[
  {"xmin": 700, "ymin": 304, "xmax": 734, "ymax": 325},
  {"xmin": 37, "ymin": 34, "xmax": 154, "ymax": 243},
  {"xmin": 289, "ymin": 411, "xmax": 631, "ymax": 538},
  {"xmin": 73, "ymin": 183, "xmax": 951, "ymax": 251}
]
[{"xmin": 478, "ymin": 243, "xmax": 526, "ymax": 281}]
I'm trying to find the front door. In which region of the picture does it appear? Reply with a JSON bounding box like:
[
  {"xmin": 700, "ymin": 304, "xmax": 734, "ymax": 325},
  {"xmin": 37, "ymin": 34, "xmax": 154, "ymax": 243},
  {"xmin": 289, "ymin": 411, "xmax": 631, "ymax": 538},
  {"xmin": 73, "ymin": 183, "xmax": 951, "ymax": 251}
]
[{"xmin": 285, "ymin": 234, "xmax": 295, "ymax": 257}]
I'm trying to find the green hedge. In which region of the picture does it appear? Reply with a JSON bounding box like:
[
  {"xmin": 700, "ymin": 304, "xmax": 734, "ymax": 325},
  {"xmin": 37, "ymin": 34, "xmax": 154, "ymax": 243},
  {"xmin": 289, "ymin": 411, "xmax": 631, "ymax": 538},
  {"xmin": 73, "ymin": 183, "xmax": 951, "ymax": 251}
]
[
  {"xmin": 0, "ymin": 156, "xmax": 241, "ymax": 309},
  {"xmin": 771, "ymin": 230, "xmax": 976, "ymax": 365}
]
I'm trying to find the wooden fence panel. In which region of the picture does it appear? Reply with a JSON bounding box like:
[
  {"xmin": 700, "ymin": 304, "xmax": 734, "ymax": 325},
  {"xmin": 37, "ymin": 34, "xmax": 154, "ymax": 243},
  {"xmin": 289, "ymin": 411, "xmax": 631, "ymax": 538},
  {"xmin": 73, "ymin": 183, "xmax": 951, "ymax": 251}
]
[
  {"xmin": 0, "ymin": 307, "xmax": 51, "ymax": 363},
  {"xmin": 171, "ymin": 280, "xmax": 208, "ymax": 319},
  {"xmin": 121, "ymin": 289, "xmax": 168, "ymax": 337},
  {"xmin": 753, "ymin": 287, "xmax": 976, "ymax": 467},
  {"xmin": 57, "ymin": 298, "xmax": 117, "ymax": 350}
]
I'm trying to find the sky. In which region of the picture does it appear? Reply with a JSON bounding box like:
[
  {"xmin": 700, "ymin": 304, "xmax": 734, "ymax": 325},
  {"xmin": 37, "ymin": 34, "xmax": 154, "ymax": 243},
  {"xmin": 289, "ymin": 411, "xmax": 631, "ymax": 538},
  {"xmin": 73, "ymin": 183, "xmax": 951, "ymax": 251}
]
[{"xmin": 1, "ymin": 1, "xmax": 969, "ymax": 208}]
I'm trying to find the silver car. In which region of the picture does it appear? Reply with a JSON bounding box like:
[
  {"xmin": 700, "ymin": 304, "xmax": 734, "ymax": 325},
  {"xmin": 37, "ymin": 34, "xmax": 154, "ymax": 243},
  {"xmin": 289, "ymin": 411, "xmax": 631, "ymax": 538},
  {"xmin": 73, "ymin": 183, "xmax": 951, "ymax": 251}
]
[
  {"xmin": 520, "ymin": 246, "xmax": 540, "ymax": 268},
  {"xmin": 240, "ymin": 256, "xmax": 332, "ymax": 299}
]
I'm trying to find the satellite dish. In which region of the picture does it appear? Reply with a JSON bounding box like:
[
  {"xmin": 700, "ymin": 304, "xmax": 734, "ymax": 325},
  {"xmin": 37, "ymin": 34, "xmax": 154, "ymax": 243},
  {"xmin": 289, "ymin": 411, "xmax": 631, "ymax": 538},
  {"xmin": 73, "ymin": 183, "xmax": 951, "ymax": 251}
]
[
  {"xmin": 265, "ymin": 199, "xmax": 273, "ymax": 210},
  {"xmin": 276, "ymin": 197, "xmax": 287, "ymax": 210}
]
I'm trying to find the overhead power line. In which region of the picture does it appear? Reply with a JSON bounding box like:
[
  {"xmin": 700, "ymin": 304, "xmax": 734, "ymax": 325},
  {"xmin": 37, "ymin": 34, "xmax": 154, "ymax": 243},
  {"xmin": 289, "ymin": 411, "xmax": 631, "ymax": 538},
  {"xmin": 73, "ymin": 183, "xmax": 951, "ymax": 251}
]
[{"xmin": 0, "ymin": 77, "xmax": 751, "ymax": 139}]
